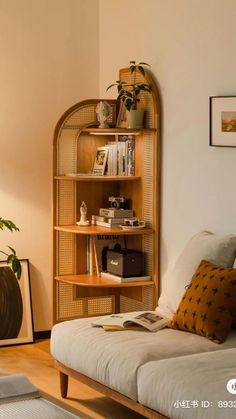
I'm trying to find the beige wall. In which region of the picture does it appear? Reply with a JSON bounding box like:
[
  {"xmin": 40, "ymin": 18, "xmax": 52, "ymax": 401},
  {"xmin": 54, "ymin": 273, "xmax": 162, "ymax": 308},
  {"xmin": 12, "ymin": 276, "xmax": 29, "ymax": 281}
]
[
  {"xmin": 2, "ymin": 1, "xmax": 236, "ymax": 331},
  {"xmin": 99, "ymin": 0, "xmax": 236, "ymax": 289},
  {"xmin": 0, "ymin": 0, "xmax": 99, "ymax": 331}
]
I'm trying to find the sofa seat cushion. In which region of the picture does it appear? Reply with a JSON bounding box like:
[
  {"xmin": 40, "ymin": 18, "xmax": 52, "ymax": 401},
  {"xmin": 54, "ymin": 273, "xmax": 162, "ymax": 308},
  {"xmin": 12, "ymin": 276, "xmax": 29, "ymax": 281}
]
[
  {"xmin": 50, "ymin": 316, "xmax": 236, "ymax": 401},
  {"xmin": 137, "ymin": 348, "xmax": 236, "ymax": 418}
]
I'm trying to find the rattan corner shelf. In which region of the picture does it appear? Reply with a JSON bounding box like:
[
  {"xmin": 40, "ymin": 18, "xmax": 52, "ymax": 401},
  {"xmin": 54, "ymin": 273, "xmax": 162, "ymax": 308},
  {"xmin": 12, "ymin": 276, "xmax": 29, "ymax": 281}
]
[{"xmin": 52, "ymin": 67, "xmax": 161, "ymax": 323}]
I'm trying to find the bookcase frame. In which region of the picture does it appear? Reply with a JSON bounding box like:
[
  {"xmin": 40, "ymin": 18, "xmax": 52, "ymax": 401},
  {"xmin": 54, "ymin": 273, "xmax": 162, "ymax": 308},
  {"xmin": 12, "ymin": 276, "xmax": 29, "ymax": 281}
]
[{"xmin": 52, "ymin": 67, "xmax": 160, "ymax": 323}]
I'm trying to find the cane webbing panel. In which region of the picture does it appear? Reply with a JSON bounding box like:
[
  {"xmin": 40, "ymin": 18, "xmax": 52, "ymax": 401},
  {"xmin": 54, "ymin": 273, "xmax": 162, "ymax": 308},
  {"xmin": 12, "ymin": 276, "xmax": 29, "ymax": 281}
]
[
  {"xmin": 57, "ymin": 181, "xmax": 75, "ymax": 225},
  {"xmin": 64, "ymin": 104, "xmax": 97, "ymax": 127},
  {"xmin": 57, "ymin": 232, "xmax": 75, "ymax": 276},
  {"xmin": 57, "ymin": 129, "xmax": 77, "ymax": 175},
  {"xmin": 120, "ymin": 287, "xmax": 153, "ymax": 313},
  {"xmin": 57, "ymin": 282, "xmax": 86, "ymax": 320},
  {"xmin": 87, "ymin": 296, "xmax": 114, "ymax": 316},
  {"xmin": 143, "ymin": 136, "xmax": 154, "ymax": 226},
  {"xmin": 56, "ymin": 282, "xmax": 115, "ymax": 321},
  {"xmin": 143, "ymin": 235, "xmax": 153, "ymax": 277}
]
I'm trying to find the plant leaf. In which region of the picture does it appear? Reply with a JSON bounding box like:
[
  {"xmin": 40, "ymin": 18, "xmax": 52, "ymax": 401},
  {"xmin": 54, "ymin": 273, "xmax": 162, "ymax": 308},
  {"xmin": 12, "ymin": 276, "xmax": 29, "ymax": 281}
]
[
  {"xmin": 139, "ymin": 62, "xmax": 150, "ymax": 66},
  {"xmin": 0, "ymin": 218, "xmax": 19, "ymax": 232},
  {"xmin": 8, "ymin": 246, "xmax": 16, "ymax": 255},
  {"xmin": 137, "ymin": 66, "xmax": 145, "ymax": 76},
  {"xmin": 12, "ymin": 257, "xmax": 22, "ymax": 280}
]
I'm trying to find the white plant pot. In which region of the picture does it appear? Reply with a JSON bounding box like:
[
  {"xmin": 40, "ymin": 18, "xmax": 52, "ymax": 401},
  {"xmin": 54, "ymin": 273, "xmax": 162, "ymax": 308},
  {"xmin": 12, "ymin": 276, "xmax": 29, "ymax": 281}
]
[{"xmin": 127, "ymin": 109, "xmax": 144, "ymax": 129}]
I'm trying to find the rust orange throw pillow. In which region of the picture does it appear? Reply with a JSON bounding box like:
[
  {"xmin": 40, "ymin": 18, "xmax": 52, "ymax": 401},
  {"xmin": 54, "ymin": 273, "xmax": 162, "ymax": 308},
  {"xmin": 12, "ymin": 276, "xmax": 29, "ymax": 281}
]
[{"xmin": 171, "ymin": 260, "xmax": 236, "ymax": 343}]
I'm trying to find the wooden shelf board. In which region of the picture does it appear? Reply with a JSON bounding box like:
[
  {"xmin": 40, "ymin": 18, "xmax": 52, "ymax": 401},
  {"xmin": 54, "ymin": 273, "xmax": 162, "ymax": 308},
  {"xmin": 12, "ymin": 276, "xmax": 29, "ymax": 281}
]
[
  {"xmin": 54, "ymin": 175, "xmax": 140, "ymax": 182},
  {"xmin": 54, "ymin": 225, "xmax": 154, "ymax": 235},
  {"xmin": 55, "ymin": 274, "xmax": 154, "ymax": 288},
  {"xmin": 81, "ymin": 127, "xmax": 157, "ymax": 134}
]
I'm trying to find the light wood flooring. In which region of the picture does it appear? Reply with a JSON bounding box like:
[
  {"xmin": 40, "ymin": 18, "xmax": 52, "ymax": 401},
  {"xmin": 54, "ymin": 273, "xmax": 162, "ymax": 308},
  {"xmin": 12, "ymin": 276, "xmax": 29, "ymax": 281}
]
[{"xmin": 0, "ymin": 339, "xmax": 145, "ymax": 419}]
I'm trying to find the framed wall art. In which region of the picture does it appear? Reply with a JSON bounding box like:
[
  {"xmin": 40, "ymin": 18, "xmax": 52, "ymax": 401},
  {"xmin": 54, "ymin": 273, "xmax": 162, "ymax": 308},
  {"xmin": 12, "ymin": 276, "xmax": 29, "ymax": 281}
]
[
  {"xmin": 0, "ymin": 259, "xmax": 34, "ymax": 346},
  {"xmin": 210, "ymin": 96, "xmax": 236, "ymax": 147}
]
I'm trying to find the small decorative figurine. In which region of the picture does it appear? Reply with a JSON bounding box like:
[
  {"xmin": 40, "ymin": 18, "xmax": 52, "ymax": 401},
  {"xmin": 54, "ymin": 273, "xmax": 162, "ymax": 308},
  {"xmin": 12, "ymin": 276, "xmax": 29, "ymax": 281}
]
[
  {"xmin": 77, "ymin": 201, "xmax": 90, "ymax": 226},
  {"xmin": 96, "ymin": 101, "xmax": 112, "ymax": 128}
]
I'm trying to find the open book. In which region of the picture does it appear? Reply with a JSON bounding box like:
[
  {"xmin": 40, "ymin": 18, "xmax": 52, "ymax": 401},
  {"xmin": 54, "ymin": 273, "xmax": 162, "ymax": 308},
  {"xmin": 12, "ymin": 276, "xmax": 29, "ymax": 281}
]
[{"xmin": 91, "ymin": 311, "xmax": 170, "ymax": 332}]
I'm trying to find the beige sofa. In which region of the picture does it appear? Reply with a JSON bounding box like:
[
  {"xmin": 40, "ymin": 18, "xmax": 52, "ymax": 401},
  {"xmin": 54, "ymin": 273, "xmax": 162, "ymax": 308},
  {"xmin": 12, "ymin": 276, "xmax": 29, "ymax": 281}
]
[
  {"xmin": 51, "ymin": 231, "xmax": 236, "ymax": 418},
  {"xmin": 51, "ymin": 316, "xmax": 236, "ymax": 418}
]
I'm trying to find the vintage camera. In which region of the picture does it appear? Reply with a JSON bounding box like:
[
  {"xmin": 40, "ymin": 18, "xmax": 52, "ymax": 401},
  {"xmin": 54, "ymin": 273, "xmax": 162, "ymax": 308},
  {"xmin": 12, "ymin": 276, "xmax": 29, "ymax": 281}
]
[{"xmin": 108, "ymin": 196, "xmax": 126, "ymax": 209}]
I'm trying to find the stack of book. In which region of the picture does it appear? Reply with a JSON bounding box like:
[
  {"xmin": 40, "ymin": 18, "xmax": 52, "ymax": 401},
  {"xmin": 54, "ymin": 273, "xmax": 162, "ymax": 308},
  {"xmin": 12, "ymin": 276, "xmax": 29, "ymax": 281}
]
[
  {"xmin": 106, "ymin": 135, "xmax": 135, "ymax": 176},
  {"xmin": 92, "ymin": 208, "xmax": 134, "ymax": 228}
]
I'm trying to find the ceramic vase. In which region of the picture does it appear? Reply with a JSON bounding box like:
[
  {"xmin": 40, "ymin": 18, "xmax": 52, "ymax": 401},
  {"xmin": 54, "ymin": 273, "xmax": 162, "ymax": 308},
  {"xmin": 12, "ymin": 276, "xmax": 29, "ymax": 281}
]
[{"xmin": 127, "ymin": 109, "xmax": 144, "ymax": 129}]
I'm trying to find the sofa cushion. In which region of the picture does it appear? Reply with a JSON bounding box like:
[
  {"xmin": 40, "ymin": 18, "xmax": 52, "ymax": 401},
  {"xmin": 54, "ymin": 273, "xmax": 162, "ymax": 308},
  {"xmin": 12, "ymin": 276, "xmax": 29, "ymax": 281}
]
[
  {"xmin": 50, "ymin": 315, "xmax": 236, "ymax": 401},
  {"xmin": 170, "ymin": 260, "xmax": 236, "ymax": 343},
  {"xmin": 137, "ymin": 348, "xmax": 236, "ymax": 419},
  {"xmin": 156, "ymin": 231, "xmax": 236, "ymax": 319}
]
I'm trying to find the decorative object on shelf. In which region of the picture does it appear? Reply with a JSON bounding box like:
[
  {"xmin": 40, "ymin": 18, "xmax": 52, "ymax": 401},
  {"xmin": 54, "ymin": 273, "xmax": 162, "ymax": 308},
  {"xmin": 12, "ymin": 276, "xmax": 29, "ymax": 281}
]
[
  {"xmin": 123, "ymin": 218, "xmax": 145, "ymax": 227},
  {"xmin": 93, "ymin": 235, "xmax": 125, "ymax": 276},
  {"xmin": 0, "ymin": 259, "xmax": 34, "ymax": 346},
  {"xmin": 92, "ymin": 146, "xmax": 109, "ymax": 175},
  {"xmin": 210, "ymin": 96, "xmax": 236, "ymax": 147},
  {"xmin": 96, "ymin": 101, "xmax": 112, "ymax": 128},
  {"xmin": 77, "ymin": 201, "xmax": 90, "ymax": 226},
  {"xmin": 107, "ymin": 61, "xmax": 152, "ymax": 129},
  {"xmin": 108, "ymin": 196, "xmax": 126, "ymax": 209},
  {"xmin": 106, "ymin": 248, "xmax": 144, "ymax": 277}
]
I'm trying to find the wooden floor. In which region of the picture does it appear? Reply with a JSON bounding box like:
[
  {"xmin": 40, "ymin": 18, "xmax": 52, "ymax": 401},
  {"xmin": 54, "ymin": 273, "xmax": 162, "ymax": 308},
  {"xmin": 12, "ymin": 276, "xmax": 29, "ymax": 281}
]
[{"xmin": 0, "ymin": 339, "xmax": 145, "ymax": 419}]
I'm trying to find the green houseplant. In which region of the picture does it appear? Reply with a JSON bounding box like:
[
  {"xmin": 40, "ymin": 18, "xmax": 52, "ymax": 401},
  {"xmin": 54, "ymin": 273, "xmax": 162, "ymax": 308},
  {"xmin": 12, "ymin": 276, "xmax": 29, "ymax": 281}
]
[
  {"xmin": 107, "ymin": 61, "xmax": 152, "ymax": 128},
  {"xmin": 0, "ymin": 217, "xmax": 21, "ymax": 279},
  {"xmin": 0, "ymin": 217, "xmax": 23, "ymax": 340}
]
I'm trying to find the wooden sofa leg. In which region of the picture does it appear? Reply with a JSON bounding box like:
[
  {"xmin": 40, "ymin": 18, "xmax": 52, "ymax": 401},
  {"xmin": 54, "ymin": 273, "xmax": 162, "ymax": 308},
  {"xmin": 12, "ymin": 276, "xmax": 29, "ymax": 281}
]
[{"xmin": 59, "ymin": 371, "xmax": 68, "ymax": 398}]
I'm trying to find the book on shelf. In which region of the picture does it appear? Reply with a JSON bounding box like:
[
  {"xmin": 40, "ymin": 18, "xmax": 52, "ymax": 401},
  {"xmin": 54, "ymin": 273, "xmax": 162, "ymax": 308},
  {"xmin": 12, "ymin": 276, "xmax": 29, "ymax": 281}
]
[
  {"xmin": 127, "ymin": 136, "xmax": 135, "ymax": 176},
  {"xmin": 87, "ymin": 236, "xmax": 97, "ymax": 275},
  {"xmin": 101, "ymin": 271, "xmax": 151, "ymax": 282},
  {"xmin": 93, "ymin": 234, "xmax": 125, "ymax": 276},
  {"xmin": 117, "ymin": 139, "xmax": 127, "ymax": 176},
  {"xmin": 95, "ymin": 221, "xmax": 122, "ymax": 228},
  {"xmin": 92, "ymin": 215, "xmax": 126, "ymax": 225},
  {"xmin": 91, "ymin": 311, "xmax": 170, "ymax": 332},
  {"xmin": 0, "ymin": 374, "xmax": 40, "ymax": 405},
  {"xmin": 99, "ymin": 208, "xmax": 134, "ymax": 218},
  {"xmin": 107, "ymin": 142, "xmax": 118, "ymax": 176}
]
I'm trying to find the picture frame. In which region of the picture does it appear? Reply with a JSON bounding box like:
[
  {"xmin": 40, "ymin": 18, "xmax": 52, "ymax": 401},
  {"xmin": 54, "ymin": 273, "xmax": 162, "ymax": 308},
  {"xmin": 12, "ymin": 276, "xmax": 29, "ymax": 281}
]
[
  {"xmin": 116, "ymin": 101, "xmax": 127, "ymax": 128},
  {"xmin": 93, "ymin": 146, "xmax": 109, "ymax": 175},
  {"xmin": 210, "ymin": 96, "xmax": 236, "ymax": 147},
  {"xmin": 0, "ymin": 259, "xmax": 34, "ymax": 346}
]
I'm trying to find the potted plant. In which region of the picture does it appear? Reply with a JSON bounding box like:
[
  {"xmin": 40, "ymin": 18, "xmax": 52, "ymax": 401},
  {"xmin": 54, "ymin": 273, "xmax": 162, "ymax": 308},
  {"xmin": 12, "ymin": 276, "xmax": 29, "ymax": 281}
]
[
  {"xmin": 0, "ymin": 217, "xmax": 22, "ymax": 339},
  {"xmin": 107, "ymin": 61, "xmax": 152, "ymax": 128}
]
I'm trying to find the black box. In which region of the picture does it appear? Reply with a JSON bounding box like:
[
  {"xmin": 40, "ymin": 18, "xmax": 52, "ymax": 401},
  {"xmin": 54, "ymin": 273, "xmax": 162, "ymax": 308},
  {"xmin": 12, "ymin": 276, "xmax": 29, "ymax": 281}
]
[{"xmin": 106, "ymin": 249, "xmax": 143, "ymax": 277}]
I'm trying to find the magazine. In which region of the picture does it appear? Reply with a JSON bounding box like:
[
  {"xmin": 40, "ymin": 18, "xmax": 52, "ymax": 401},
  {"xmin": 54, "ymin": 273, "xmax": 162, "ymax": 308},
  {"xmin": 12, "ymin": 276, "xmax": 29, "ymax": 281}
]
[{"xmin": 91, "ymin": 311, "xmax": 170, "ymax": 332}]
